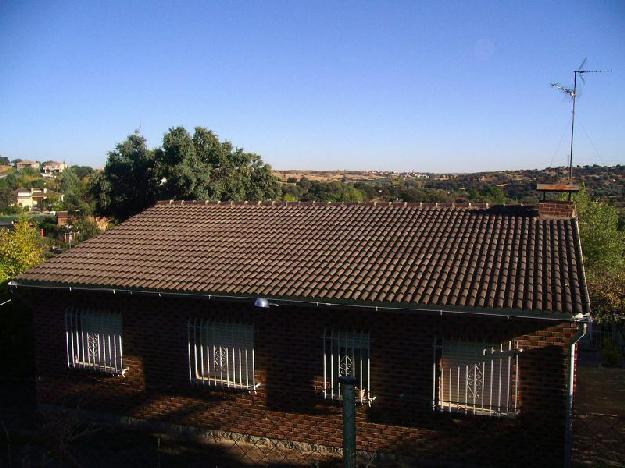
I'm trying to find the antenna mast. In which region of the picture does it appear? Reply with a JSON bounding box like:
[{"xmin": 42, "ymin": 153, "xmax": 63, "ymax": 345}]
[{"xmin": 551, "ymin": 59, "xmax": 610, "ymax": 183}]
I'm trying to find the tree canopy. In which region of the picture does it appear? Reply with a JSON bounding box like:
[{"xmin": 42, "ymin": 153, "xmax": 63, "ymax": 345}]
[
  {"xmin": 0, "ymin": 219, "xmax": 46, "ymax": 298},
  {"xmin": 574, "ymin": 186, "xmax": 625, "ymax": 274},
  {"xmin": 572, "ymin": 186, "xmax": 625, "ymax": 323},
  {"xmin": 92, "ymin": 132, "xmax": 158, "ymax": 221},
  {"xmin": 94, "ymin": 127, "xmax": 280, "ymax": 221}
]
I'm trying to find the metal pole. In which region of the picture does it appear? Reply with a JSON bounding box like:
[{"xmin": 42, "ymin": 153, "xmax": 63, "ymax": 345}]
[
  {"xmin": 569, "ymin": 71, "xmax": 577, "ymax": 184},
  {"xmin": 339, "ymin": 375, "xmax": 357, "ymax": 468}
]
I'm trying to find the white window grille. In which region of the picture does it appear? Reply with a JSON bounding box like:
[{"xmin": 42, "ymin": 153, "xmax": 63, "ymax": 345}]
[
  {"xmin": 65, "ymin": 308, "xmax": 124, "ymax": 374},
  {"xmin": 188, "ymin": 318, "xmax": 257, "ymax": 391},
  {"xmin": 323, "ymin": 330, "xmax": 374, "ymax": 404},
  {"xmin": 433, "ymin": 339, "xmax": 521, "ymax": 416}
]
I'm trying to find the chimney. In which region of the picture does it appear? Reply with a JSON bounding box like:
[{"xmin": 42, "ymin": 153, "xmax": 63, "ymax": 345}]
[{"xmin": 536, "ymin": 184, "xmax": 579, "ymax": 219}]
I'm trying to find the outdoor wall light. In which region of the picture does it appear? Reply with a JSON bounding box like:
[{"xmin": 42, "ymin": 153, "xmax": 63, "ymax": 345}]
[{"xmin": 254, "ymin": 297, "xmax": 270, "ymax": 308}]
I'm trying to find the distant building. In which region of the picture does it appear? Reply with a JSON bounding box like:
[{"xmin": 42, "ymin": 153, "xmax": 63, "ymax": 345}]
[
  {"xmin": 15, "ymin": 159, "xmax": 40, "ymax": 171},
  {"xmin": 14, "ymin": 187, "xmax": 62, "ymax": 211},
  {"xmin": 56, "ymin": 210, "xmax": 70, "ymax": 226},
  {"xmin": 42, "ymin": 161, "xmax": 67, "ymax": 175}
]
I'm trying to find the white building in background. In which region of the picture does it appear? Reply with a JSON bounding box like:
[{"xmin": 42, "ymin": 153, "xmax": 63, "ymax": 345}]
[
  {"xmin": 42, "ymin": 160, "xmax": 67, "ymax": 175},
  {"xmin": 14, "ymin": 187, "xmax": 63, "ymax": 211}
]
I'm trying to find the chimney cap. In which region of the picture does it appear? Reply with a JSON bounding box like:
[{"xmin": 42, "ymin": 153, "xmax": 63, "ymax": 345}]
[{"xmin": 536, "ymin": 183, "xmax": 580, "ymax": 193}]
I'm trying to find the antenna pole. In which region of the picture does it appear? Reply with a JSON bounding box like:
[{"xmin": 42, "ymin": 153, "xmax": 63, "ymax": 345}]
[{"xmin": 568, "ymin": 71, "xmax": 577, "ymax": 184}]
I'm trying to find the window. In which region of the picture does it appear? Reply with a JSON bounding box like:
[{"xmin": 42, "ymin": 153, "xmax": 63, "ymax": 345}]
[
  {"xmin": 322, "ymin": 330, "xmax": 373, "ymax": 404},
  {"xmin": 188, "ymin": 319, "xmax": 256, "ymax": 390},
  {"xmin": 65, "ymin": 308, "xmax": 124, "ymax": 374},
  {"xmin": 433, "ymin": 339, "xmax": 521, "ymax": 416}
]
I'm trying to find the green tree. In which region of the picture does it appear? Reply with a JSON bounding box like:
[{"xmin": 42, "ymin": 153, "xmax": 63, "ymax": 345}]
[
  {"xmin": 587, "ymin": 271, "xmax": 625, "ymax": 324},
  {"xmin": 59, "ymin": 167, "xmax": 93, "ymax": 215},
  {"xmin": 574, "ymin": 186, "xmax": 625, "ymax": 274},
  {"xmin": 0, "ymin": 219, "xmax": 45, "ymax": 382},
  {"xmin": 0, "ymin": 186, "xmax": 14, "ymax": 212},
  {"xmin": 73, "ymin": 217, "xmax": 101, "ymax": 242},
  {"xmin": 92, "ymin": 132, "xmax": 157, "ymax": 221},
  {"xmin": 0, "ymin": 218, "xmax": 46, "ymax": 297},
  {"xmin": 571, "ymin": 186, "xmax": 625, "ymax": 323},
  {"xmin": 154, "ymin": 126, "xmax": 281, "ymax": 202},
  {"xmin": 155, "ymin": 126, "xmax": 211, "ymax": 200},
  {"xmin": 94, "ymin": 127, "xmax": 281, "ymax": 221},
  {"xmin": 71, "ymin": 165, "xmax": 94, "ymax": 180}
]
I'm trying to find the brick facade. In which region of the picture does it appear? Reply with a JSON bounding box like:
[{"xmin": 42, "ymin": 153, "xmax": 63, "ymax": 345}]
[
  {"xmin": 538, "ymin": 200, "xmax": 576, "ymax": 219},
  {"xmin": 26, "ymin": 288, "xmax": 578, "ymax": 466}
]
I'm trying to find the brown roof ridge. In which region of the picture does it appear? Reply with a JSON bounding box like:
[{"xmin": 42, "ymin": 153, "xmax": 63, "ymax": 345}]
[{"xmin": 152, "ymin": 199, "xmax": 534, "ymax": 210}]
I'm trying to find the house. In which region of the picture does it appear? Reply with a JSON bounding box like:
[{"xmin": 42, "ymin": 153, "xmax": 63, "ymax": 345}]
[
  {"xmin": 14, "ymin": 159, "xmax": 40, "ymax": 171},
  {"xmin": 11, "ymin": 198, "xmax": 590, "ymax": 466},
  {"xmin": 56, "ymin": 210, "xmax": 69, "ymax": 226},
  {"xmin": 41, "ymin": 160, "xmax": 67, "ymax": 175},
  {"xmin": 15, "ymin": 187, "xmax": 48, "ymax": 210}
]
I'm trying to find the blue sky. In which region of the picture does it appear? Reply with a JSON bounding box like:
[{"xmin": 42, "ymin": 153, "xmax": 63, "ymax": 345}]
[{"xmin": 0, "ymin": 1, "xmax": 623, "ymax": 172}]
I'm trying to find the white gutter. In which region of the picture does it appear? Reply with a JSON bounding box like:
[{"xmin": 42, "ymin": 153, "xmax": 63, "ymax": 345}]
[{"xmin": 8, "ymin": 280, "xmax": 575, "ymax": 322}]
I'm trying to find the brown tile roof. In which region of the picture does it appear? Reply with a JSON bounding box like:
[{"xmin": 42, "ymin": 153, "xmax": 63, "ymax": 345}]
[{"xmin": 17, "ymin": 201, "xmax": 590, "ymax": 316}]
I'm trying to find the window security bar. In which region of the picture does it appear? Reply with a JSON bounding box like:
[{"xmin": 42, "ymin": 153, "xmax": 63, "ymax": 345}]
[
  {"xmin": 65, "ymin": 308, "xmax": 124, "ymax": 375},
  {"xmin": 188, "ymin": 318, "xmax": 257, "ymax": 391},
  {"xmin": 323, "ymin": 329, "xmax": 374, "ymax": 405},
  {"xmin": 433, "ymin": 340, "xmax": 521, "ymax": 416}
]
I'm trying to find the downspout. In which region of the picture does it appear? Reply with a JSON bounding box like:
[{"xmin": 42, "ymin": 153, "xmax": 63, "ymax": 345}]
[{"xmin": 564, "ymin": 317, "xmax": 589, "ymax": 468}]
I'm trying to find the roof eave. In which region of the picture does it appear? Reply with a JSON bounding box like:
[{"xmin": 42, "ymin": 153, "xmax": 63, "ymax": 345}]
[{"xmin": 9, "ymin": 280, "xmax": 576, "ymax": 322}]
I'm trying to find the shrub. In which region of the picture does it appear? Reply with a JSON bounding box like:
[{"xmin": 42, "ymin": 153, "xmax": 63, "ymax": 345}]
[{"xmin": 601, "ymin": 338, "xmax": 622, "ymax": 368}]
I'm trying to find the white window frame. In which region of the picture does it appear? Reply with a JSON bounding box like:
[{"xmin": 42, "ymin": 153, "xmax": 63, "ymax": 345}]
[
  {"xmin": 65, "ymin": 308, "xmax": 124, "ymax": 375},
  {"xmin": 433, "ymin": 339, "xmax": 522, "ymax": 416},
  {"xmin": 322, "ymin": 329, "xmax": 374, "ymax": 405},
  {"xmin": 188, "ymin": 318, "xmax": 258, "ymax": 391}
]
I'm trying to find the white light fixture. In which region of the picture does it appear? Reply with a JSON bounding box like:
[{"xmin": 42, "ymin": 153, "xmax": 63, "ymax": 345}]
[{"xmin": 254, "ymin": 298, "xmax": 270, "ymax": 309}]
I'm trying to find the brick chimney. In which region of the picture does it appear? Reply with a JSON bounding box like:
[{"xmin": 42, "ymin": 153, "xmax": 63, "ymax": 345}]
[
  {"xmin": 536, "ymin": 183, "xmax": 579, "ymax": 219},
  {"xmin": 538, "ymin": 200, "xmax": 576, "ymax": 219}
]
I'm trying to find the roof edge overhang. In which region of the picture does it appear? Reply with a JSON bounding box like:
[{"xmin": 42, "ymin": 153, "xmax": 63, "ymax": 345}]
[{"xmin": 9, "ymin": 280, "xmax": 577, "ymax": 323}]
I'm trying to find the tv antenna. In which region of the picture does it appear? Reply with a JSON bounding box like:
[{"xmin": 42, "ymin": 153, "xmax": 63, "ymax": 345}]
[{"xmin": 551, "ymin": 58, "xmax": 610, "ymax": 183}]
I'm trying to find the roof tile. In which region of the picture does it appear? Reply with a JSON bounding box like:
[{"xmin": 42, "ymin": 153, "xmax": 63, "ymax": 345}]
[{"xmin": 17, "ymin": 202, "xmax": 590, "ymax": 315}]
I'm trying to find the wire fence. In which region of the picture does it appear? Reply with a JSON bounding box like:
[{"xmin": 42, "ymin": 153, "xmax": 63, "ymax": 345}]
[{"xmin": 579, "ymin": 321, "xmax": 625, "ymax": 354}]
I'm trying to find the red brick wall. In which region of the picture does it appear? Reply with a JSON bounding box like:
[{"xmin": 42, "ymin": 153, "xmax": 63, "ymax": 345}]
[
  {"xmin": 27, "ymin": 289, "xmax": 578, "ymax": 465},
  {"xmin": 538, "ymin": 201, "xmax": 576, "ymax": 219}
]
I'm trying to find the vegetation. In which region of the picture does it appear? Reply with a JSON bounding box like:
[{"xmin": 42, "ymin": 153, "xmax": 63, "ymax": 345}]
[
  {"xmin": 568, "ymin": 187, "xmax": 625, "ymax": 324},
  {"xmin": 574, "ymin": 186, "xmax": 625, "ymax": 274},
  {"xmin": 276, "ymin": 164, "xmax": 625, "ymax": 221},
  {"xmin": 0, "ymin": 219, "xmax": 45, "ymax": 384},
  {"xmin": 0, "ymin": 218, "xmax": 46, "ymax": 298},
  {"xmin": 601, "ymin": 338, "xmax": 622, "ymax": 368},
  {"xmin": 93, "ymin": 128, "xmax": 280, "ymax": 221},
  {"xmin": 1, "ymin": 129, "xmax": 624, "ymax": 323}
]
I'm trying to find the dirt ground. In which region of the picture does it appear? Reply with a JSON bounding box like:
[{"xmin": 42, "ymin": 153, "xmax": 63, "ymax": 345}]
[
  {"xmin": 573, "ymin": 352, "xmax": 625, "ymax": 467},
  {"xmin": 3, "ymin": 351, "xmax": 625, "ymax": 467}
]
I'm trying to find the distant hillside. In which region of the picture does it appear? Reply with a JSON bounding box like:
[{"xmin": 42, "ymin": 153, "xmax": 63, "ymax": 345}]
[{"xmin": 275, "ymin": 165, "xmax": 625, "ymax": 215}]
